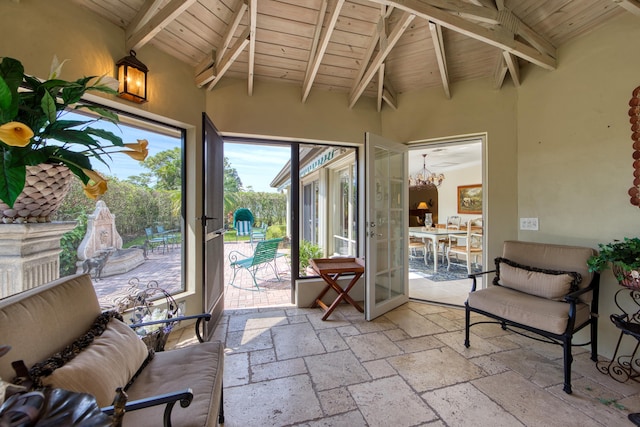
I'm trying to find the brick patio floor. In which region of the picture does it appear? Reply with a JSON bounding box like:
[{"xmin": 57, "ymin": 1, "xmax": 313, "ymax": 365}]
[{"xmin": 93, "ymin": 241, "xmax": 293, "ymax": 310}]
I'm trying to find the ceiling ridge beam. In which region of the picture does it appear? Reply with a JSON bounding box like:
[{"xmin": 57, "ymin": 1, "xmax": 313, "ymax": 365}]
[
  {"xmin": 126, "ymin": 0, "xmax": 197, "ymax": 52},
  {"xmin": 349, "ymin": 11, "xmax": 415, "ymax": 108},
  {"xmin": 493, "ymin": 54, "xmax": 508, "ymax": 89},
  {"xmin": 196, "ymin": 1, "xmax": 247, "ymax": 89},
  {"xmin": 613, "ymin": 0, "xmax": 640, "ymax": 16},
  {"xmin": 126, "ymin": 0, "xmax": 164, "ymax": 40},
  {"xmin": 421, "ymin": 0, "xmax": 499, "ymax": 24},
  {"xmin": 302, "ymin": 0, "xmax": 329, "ymax": 102},
  {"xmin": 218, "ymin": 1, "xmax": 249, "ymax": 66},
  {"xmin": 207, "ymin": 27, "xmax": 251, "ymax": 91},
  {"xmin": 382, "ymin": 72, "xmax": 398, "ymax": 110},
  {"xmin": 302, "ymin": 0, "xmax": 345, "ymax": 103},
  {"xmin": 354, "ymin": 6, "xmax": 389, "ymax": 96},
  {"xmin": 428, "ymin": 21, "xmax": 451, "ymax": 99},
  {"xmin": 367, "ymin": 0, "xmax": 556, "ymax": 70},
  {"xmin": 503, "ymin": 51, "xmax": 520, "ymax": 86},
  {"xmin": 377, "ymin": 63, "xmax": 385, "ymax": 112},
  {"xmin": 248, "ymin": 0, "xmax": 257, "ymax": 95}
]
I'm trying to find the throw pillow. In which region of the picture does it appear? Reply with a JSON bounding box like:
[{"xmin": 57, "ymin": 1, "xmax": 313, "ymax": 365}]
[
  {"xmin": 494, "ymin": 257, "xmax": 581, "ymax": 301},
  {"xmin": 30, "ymin": 311, "xmax": 151, "ymax": 407}
]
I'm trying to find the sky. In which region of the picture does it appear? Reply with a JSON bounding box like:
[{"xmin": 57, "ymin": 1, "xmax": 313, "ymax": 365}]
[
  {"xmin": 224, "ymin": 143, "xmax": 290, "ymax": 193},
  {"xmin": 66, "ymin": 112, "xmax": 289, "ymax": 192}
]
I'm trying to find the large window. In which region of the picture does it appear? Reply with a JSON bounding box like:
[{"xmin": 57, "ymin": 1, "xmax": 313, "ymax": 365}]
[{"xmin": 52, "ymin": 111, "xmax": 185, "ymax": 307}]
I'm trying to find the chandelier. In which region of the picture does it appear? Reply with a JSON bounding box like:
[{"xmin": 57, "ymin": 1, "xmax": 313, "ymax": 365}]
[{"xmin": 409, "ymin": 154, "xmax": 445, "ymax": 187}]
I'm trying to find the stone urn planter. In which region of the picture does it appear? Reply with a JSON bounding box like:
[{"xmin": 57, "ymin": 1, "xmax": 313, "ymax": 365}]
[{"xmin": 0, "ymin": 164, "xmax": 73, "ymax": 224}]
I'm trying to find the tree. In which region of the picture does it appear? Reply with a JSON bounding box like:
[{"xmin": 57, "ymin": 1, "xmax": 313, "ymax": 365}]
[
  {"xmin": 142, "ymin": 147, "xmax": 182, "ymax": 190},
  {"xmin": 224, "ymin": 157, "xmax": 243, "ymax": 220}
]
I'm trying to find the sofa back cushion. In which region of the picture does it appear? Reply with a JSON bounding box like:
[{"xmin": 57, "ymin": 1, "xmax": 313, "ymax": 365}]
[
  {"xmin": 495, "ymin": 257, "xmax": 581, "ymax": 301},
  {"xmin": 0, "ymin": 274, "xmax": 101, "ymax": 381},
  {"xmin": 502, "ymin": 241, "xmax": 596, "ymax": 302}
]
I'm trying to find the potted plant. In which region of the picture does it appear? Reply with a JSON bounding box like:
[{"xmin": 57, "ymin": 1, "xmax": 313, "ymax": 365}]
[
  {"xmin": 0, "ymin": 56, "xmax": 149, "ymax": 222},
  {"xmin": 587, "ymin": 237, "xmax": 640, "ymax": 289}
]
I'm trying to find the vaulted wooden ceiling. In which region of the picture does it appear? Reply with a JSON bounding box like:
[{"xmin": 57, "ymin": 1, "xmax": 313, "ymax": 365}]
[{"xmin": 72, "ymin": 0, "xmax": 638, "ymax": 109}]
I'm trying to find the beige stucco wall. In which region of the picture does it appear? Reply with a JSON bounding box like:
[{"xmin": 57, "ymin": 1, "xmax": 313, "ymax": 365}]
[
  {"xmin": 205, "ymin": 78, "xmax": 381, "ymax": 143},
  {"xmin": 0, "ymin": 0, "xmax": 206, "ymax": 314},
  {"xmin": 518, "ymin": 13, "xmax": 640, "ymax": 357}
]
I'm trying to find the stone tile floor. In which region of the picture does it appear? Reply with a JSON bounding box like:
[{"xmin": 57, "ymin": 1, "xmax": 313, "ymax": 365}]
[{"xmin": 167, "ymin": 301, "xmax": 640, "ymax": 426}]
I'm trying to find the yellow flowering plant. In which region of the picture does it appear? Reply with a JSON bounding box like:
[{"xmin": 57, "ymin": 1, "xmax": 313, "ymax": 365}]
[{"xmin": 0, "ymin": 56, "xmax": 149, "ymax": 208}]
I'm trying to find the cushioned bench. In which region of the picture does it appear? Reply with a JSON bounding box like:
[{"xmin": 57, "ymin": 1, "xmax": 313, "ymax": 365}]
[
  {"xmin": 0, "ymin": 273, "xmax": 224, "ymax": 426},
  {"xmin": 465, "ymin": 240, "xmax": 600, "ymax": 394}
]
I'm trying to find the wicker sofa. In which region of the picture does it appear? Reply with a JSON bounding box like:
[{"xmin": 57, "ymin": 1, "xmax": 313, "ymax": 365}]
[{"xmin": 0, "ymin": 273, "xmax": 224, "ymax": 426}]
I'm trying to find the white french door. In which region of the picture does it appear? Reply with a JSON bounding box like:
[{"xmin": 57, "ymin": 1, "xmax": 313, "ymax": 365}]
[{"xmin": 365, "ymin": 133, "xmax": 409, "ymax": 320}]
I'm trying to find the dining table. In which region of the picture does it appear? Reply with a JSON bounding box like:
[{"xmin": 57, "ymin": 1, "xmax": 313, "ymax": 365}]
[{"xmin": 408, "ymin": 226, "xmax": 466, "ymax": 272}]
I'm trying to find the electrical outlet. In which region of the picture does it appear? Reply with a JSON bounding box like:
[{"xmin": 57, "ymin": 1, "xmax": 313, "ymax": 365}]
[{"xmin": 520, "ymin": 217, "xmax": 539, "ymax": 231}]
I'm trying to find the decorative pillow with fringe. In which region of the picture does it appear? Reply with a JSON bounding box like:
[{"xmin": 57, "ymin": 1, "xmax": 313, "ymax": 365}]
[
  {"xmin": 28, "ymin": 311, "xmax": 153, "ymax": 407},
  {"xmin": 494, "ymin": 257, "xmax": 581, "ymax": 301}
]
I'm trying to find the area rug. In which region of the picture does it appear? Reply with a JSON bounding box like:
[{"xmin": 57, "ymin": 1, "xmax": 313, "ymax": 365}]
[{"xmin": 409, "ymin": 256, "xmax": 482, "ymax": 282}]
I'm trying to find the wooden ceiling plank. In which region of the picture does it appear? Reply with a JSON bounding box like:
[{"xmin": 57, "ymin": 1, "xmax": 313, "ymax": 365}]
[
  {"xmin": 502, "ymin": 51, "xmax": 520, "ymax": 86},
  {"xmin": 493, "ymin": 54, "xmax": 508, "ymax": 89},
  {"xmin": 208, "ymin": 27, "xmax": 251, "ymax": 91},
  {"xmin": 428, "ymin": 21, "xmax": 451, "ymax": 99},
  {"xmin": 248, "ymin": 0, "xmax": 257, "ymax": 95},
  {"xmin": 302, "ymin": 0, "xmax": 346, "ymax": 103},
  {"xmin": 349, "ymin": 11, "xmax": 415, "ymax": 108},
  {"xmin": 367, "ymin": 0, "xmax": 556, "ymax": 70},
  {"xmin": 126, "ymin": 0, "xmax": 197, "ymax": 52},
  {"xmin": 614, "ymin": 0, "xmax": 640, "ymax": 16},
  {"xmin": 126, "ymin": 0, "xmax": 164, "ymax": 40},
  {"xmin": 218, "ymin": 1, "xmax": 248, "ymax": 66}
]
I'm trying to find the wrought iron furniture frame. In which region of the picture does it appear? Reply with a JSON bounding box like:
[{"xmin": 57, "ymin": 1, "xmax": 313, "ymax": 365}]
[
  {"xmin": 228, "ymin": 237, "xmax": 284, "ymax": 290},
  {"xmin": 464, "ymin": 241, "xmax": 600, "ymax": 394}
]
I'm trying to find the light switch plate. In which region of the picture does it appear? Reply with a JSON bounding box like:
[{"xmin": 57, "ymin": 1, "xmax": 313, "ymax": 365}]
[{"xmin": 520, "ymin": 217, "xmax": 539, "ymax": 230}]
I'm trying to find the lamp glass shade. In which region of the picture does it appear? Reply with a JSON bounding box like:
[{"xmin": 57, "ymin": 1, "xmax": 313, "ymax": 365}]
[
  {"xmin": 116, "ymin": 51, "xmax": 148, "ymax": 103},
  {"xmin": 416, "ymin": 202, "xmax": 428, "ymax": 210}
]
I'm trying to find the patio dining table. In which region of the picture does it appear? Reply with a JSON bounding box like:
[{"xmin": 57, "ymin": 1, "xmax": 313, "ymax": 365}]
[{"xmin": 408, "ymin": 226, "xmax": 466, "ymax": 273}]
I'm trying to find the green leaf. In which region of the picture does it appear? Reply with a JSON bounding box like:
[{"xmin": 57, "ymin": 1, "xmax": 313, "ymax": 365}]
[
  {"xmin": 47, "ymin": 129, "xmax": 101, "ymax": 147},
  {"xmin": 85, "ymin": 127, "xmax": 124, "ymax": 146},
  {"xmin": 40, "ymin": 91, "xmax": 57, "ymax": 124},
  {"xmin": 81, "ymin": 105, "xmax": 120, "ymax": 124},
  {"xmin": 46, "ymin": 120, "xmax": 89, "ymax": 131},
  {"xmin": 0, "ymin": 76, "xmax": 12, "ymax": 114},
  {"xmin": 0, "ymin": 152, "xmax": 26, "ymax": 208}
]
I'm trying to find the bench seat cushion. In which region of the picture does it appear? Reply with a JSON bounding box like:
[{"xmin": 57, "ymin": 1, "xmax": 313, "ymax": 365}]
[
  {"xmin": 468, "ymin": 286, "xmax": 591, "ymax": 335},
  {"xmin": 123, "ymin": 341, "xmax": 223, "ymax": 427}
]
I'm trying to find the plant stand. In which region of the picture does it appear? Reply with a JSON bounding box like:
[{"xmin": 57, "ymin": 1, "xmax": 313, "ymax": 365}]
[{"xmin": 597, "ymin": 287, "xmax": 640, "ymax": 383}]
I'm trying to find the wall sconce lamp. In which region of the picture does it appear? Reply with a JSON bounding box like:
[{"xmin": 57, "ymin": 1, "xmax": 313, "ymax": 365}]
[{"xmin": 116, "ymin": 50, "xmax": 148, "ymax": 103}]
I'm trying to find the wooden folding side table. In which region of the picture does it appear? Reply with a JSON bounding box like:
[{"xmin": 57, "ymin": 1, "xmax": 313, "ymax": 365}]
[{"xmin": 310, "ymin": 257, "xmax": 365, "ymax": 321}]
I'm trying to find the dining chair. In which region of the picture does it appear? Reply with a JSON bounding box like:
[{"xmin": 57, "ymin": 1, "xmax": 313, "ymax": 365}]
[{"xmin": 446, "ymin": 217, "xmax": 483, "ymax": 273}]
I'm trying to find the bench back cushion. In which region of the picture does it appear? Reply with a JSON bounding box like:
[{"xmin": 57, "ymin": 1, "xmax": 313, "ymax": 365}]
[
  {"xmin": 501, "ymin": 241, "xmax": 596, "ymax": 302},
  {"xmin": 0, "ymin": 274, "xmax": 101, "ymax": 380}
]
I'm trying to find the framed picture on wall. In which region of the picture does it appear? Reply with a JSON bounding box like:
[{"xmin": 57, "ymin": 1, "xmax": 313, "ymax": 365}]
[{"xmin": 457, "ymin": 184, "xmax": 482, "ymax": 214}]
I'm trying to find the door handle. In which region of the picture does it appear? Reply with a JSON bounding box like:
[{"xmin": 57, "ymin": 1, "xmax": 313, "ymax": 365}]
[{"xmin": 199, "ymin": 215, "xmax": 217, "ymax": 222}]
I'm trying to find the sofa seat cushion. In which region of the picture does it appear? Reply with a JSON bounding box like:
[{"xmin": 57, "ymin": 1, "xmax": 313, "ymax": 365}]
[
  {"xmin": 123, "ymin": 341, "xmax": 224, "ymax": 427},
  {"xmin": 468, "ymin": 286, "xmax": 591, "ymax": 335}
]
